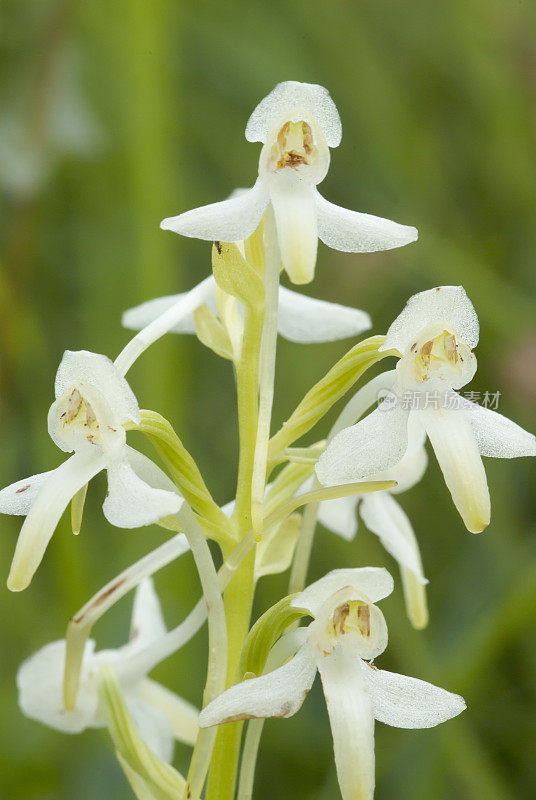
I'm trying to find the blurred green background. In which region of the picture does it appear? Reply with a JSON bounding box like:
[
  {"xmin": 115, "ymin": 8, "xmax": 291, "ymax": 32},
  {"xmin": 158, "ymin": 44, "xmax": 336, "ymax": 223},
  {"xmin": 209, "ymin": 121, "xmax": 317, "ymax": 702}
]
[{"xmin": 1, "ymin": 0, "xmax": 535, "ymax": 798}]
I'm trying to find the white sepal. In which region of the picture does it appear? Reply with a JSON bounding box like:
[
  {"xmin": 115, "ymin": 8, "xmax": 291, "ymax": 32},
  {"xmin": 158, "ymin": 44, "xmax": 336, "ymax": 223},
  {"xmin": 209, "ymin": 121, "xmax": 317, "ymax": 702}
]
[
  {"xmin": 465, "ymin": 401, "xmax": 536, "ymax": 458},
  {"xmin": 278, "ymin": 285, "xmax": 371, "ymax": 343},
  {"xmin": 292, "ymin": 567, "xmax": 394, "ymax": 616},
  {"xmin": 103, "ymin": 457, "xmax": 182, "ymax": 529},
  {"xmin": 0, "ymin": 470, "xmax": 55, "ymax": 515}
]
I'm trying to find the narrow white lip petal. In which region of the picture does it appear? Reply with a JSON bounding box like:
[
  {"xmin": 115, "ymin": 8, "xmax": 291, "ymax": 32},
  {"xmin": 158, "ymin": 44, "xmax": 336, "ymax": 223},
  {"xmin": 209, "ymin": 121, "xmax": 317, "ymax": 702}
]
[
  {"xmin": 8, "ymin": 451, "xmax": 107, "ymax": 591},
  {"xmin": 103, "ymin": 457, "xmax": 182, "ymax": 529},
  {"xmin": 126, "ymin": 697, "xmax": 175, "ymax": 763},
  {"xmin": 381, "ymin": 286, "xmax": 479, "ymax": 354},
  {"xmin": 199, "ymin": 644, "xmax": 317, "ymax": 727},
  {"xmin": 17, "ymin": 639, "xmax": 98, "ymax": 733},
  {"xmin": 316, "ymin": 190, "xmax": 418, "ymax": 255},
  {"xmin": 359, "ymin": 493, "xmax": 427, "ymax": 583},
  {"xmin": 464, "ymin": 401, "xmax": 536, "ymax": 458},
  {"xmin": 127, "ymin": 577, "xmax": 167, "ymax": 651},
  {"xmin": 160, "ymin": 179, "xmax": 269, "ymax": 242},
  {"xmin": 0, "ymin": 470, "xmax": 55, "ymax": 515},
  {"xmin": 421, "ymin": 406, "xmax": 490, "ymax": 533},
  {"xmin": 318, "ymin": 647, "xmax": 375, "ymax": 800},
  {"xmin": 246, "ymin": 81, "xmax": 342, "ymax": 147},
  {"xmin": 292, "ymin": 567, "xmax": 394, "ymax": 616},
  {"xmin": 316, "ymin": 404, "xmax": 410, "ymax": 486},
  {"xmin": 135, "ymin": 678, "xmax": 199, "ymax": 746},
  {"xmin": 122, "ymin": 277, "xmax": 218, "ymax": 335},
  {"xmin": 277, "ymin": 285, "xmax": 371, "ymax": 343},
  {"xmin": 270, "ymin": 180, "xmax": 318, "ymax": 284},
  {"xmin": 360, "ymin": 661, "xmax": 466, "ymax": 728},
  {"xmin": 317, "ymin": 494, "xmax": 359, "ymax": 541},
  {"xmin": 54, "ymin": 350, "xmax": 140, "ymax": 425}
]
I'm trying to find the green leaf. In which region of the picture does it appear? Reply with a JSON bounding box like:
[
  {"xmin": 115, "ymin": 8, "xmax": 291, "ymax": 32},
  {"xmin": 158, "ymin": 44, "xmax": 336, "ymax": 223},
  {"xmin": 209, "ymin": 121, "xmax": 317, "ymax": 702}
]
[
  {"xmin": 193, "ymin": 303, "xmax": 234, "ymax": 360},
  {"xmin": 212, "ymin": 241, "xmax": 264, "ymax": 309},
  {"xmin": 254, "ymin": 513, "xmax": 301, "ymax": 580}
]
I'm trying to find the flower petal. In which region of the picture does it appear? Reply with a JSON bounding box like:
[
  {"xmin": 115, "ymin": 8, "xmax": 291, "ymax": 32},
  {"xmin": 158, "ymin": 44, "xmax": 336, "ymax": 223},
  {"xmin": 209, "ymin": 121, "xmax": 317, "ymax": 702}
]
[
  {"xmin": 135, "ymin": 678, "xmax": 199, "ymax": 747},
  {"xmin": 270, "ymin": 180, "xmax": 318, "ymax": 284},
  {"xmin": 316, "ymin": 191, "xmax": 417, "ymax": 254},
  {"xmin": 381, "ymin": 286, "xmax": 479, "ymax": 354},
  {"xmin": 421, "ymin": 406, "xmax": 490, "ymax": 533},
  {"xmin": 8, "ymin": 451, "xmax": 107, "ymax": 591},
  {"xmin": 246, "ymin": 81, "xmax": 342, "ymax": 147},
  {"xmin": 277, "ymin": 285, "xmax": 371, "ymax": 343},
  {"xmin": 317, "ymin": 494, "xmax": 359, "ymax": 541},
  {"xmin": 316, "ymin": 404, "xmax": 410, "ymax": 485},
  {"xmin": 103, "ymin": 457, "xmax": 182, "ymax": 529},
  {"xmin": 160, "ymin": 179, "xmax": 269, "ymax": 243},
  {"xmin": 0, "ymin": 470, "xmax": 55, "ymax": 515},
  {"xmin": 465, "ymin": 402, "xmax": 536, "ymax": 458},
  {"xmin": 129, "ymin": 578, "xmax": 167, "ymax": 649},
  {"xmin": 199, "ymin": 644, "xmax": 316, "ymax": 727},
  {"xmin": 360, "ymin": 661, "xmax": 466, "ymax": 728},
  {"xmin": 122, "ymin": 277, "xmax": 217, "ymax": 336},
  {"xmin": 318, "ymin": 647, "xmax": 375, "ymax": 800},
  {"xmin": 126, "ymin": 697, "xmax": 175, "ymax": 763},
  {"xmin": 124, "ymin": 447, "xmax": 181, "ymax": 494},
  {"xmin": 359, "ymin": 493, "xmax": 426, "ymax": 583},
  {"xmin": 293, "ymin": 567, "xmax": 394, "ymax": 616}
]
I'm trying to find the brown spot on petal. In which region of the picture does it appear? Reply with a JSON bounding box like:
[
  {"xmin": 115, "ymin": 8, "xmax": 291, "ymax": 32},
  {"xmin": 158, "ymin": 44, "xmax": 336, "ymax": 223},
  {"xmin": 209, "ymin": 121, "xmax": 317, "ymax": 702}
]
[
  {"xmin": 214, "ymin": 241, "xmax": 222, "ymax": 254},
  {"xmin": 15, "ymin": 485, "xmax": 31, "ymax": 494}
]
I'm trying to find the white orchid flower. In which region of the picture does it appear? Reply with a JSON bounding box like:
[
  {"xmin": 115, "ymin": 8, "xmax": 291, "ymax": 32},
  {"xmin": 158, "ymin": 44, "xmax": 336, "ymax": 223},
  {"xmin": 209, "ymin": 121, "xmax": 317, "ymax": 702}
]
[
  {"xmin": 17, "ymin": 578, "xmax": 198, "ymax": 762},
  {"xmin": 317, "ymin": 286, "xmax": 536, "ymax": 533},
  {"xmin": 0, "ymin": 350, "xmax": 182, "ymax": 591},
  {"xmin": 160, "ymin": 81, "xmax": 417, "ymax": 284},
  {"xmin": 122, "ymin": 273, "xmax": 371, "ymax": 345},
  {"xmin": 199, "ymin": 568, "xmax": 465, "ymax": 800}
]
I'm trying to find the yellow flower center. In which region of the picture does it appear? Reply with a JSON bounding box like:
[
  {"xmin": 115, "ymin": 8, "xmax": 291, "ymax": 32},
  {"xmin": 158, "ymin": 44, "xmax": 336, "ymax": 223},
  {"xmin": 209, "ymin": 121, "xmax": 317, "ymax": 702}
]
[
  {"xmin": 270, "ymin": 120, "xmax": 315, "ymax": 172},
  {"xmin": 411, "ymin": 330, "xmax": 464, "ymax": 383},
  {"xmin": 60, "ymin": 388, "xmax": 101, "ymax": 445}
]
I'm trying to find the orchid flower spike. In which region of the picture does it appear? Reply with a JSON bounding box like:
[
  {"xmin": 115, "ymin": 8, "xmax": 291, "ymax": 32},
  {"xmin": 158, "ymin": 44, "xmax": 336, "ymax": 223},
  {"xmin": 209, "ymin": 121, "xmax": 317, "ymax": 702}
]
[
  {"xmin": 0, "ymin": 350, "xmax": 182, "ymax": 591},
  {"xmin": 309, "ymin": 419, "xmax": 429, "ymax": 628},
  {"xmin": 17, "ymin": 578, "xmax": 198, "ymax": 762},
  {"xmin": 199, "ymin": 568, "xmax": 465, "ymax": 800},
  {"xmin": 122, "ymin": 273, "xmax": 371, "ymax": 346},
  {"xmin": 161, "ymin": 81, "xmax": 417, "ymax": 284},
  {"xmin": 317, "ymin": 286, "xmax": 536, "ymax": 533}
]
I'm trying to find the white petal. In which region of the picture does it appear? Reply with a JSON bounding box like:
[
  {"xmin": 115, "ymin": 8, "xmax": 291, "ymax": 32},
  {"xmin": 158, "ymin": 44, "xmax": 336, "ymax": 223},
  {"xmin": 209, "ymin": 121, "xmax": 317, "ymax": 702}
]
[
  {"xmin": 17, "ymin": 639, "xmax": 98, "ymax": 733},
  {"xmin": 135, "ymin": 679, "xmax": 199, "ymax": 747},
  {"xmin": 316, "ymin": 404, "xmax": 410, "ymax": 485},
  {"xmin": 317, "ymin": 494, "xmax": 359, "ymax": 541},
  {"xmin": 129, "ymin": 578, "xmax": 167, "ymax": 649},
  {"xmin": 127, "ymin": 697, "xmax": 174, "ymax": 763},
  {"xmin": 54, "ymin": 350, "xmax": 140, "ymax": 425},
  {"xmin": 124, "ymin": 447, "xmax": 181, "ymax": 495},
  {"xmin": 0, "ymin": 470, "xmax": 55, "ymax": 515},
  {"xmin": 387, "ymin": 424, "xmax": 428, "ymax": 494},
  {"xmin": 293, "ymin": 568, "xmax": 394, "ymax": 616},
  {"xmin": 199, "ymin": 644, "xmax": 317, "ymax": 726},
  {"xmin": 103, "ymin": 457, "xmax": 182, "ymax": 529},
  {"xmin": 421, "ymin": 406, "xmax": 490, "ymax": 533},
  {"xmin": 316, "ymin": 191, "xmax": 417, "ymax": 254},
  {"xmin": 270, "ymin": 180, "xmax": 318, "ymax": 284},
  {"xmin": 277, "ymin": 285, "xmax": 371, "ymax": 343},
  {"xmin": 8, "ymin": 451, "xmax": 107, "ymax": 591},
  {"xmin": 318, "ymin": 647, "xmax": 375, "ymax": 800},
  {"xmin": 360, "ymin": 661, "xmax": 466, "ymax": 729},
  {"xmin": 246, "ymin": 81, "xmax": 342, "ymax": 147},
  {"xmin": 381, "ymin": 286, "xmax": 479, "ymax": 354},
  {"xmin": 122, "ymin": 278, "xmax": 217, "ymax": 335},
  {"xmin": 359, "ymin": 493, "xmax": 426, "ymax": 582},
  {"xmin": 160, "ymin": 179, "xmax": 269, "ymax": 243},
  {"xmin": 465, "ymin": 402, "xmax": 536, "ymax": 458}
]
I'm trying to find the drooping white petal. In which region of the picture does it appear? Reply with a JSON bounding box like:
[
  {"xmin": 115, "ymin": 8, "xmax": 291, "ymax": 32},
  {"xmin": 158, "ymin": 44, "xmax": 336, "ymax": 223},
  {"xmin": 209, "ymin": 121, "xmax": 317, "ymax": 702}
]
[
  {"xmin": 278, "ymin": 285, "xmax": 371, "ymax": 342},
  {"xmin": 126, "ymin": 697, "xmax": 175, "ymax": 763},
  {"xmin": 318, "ymin": 647, "xmax": 375, "ymax": 800},
  {"xmin": 17, "ymin": 639, "xmax": 99, "ymax": 733},
  {"xmin": 381, "ymin": 286, "xmax": 479, "ymax": 355},
  {"xmin": 160, "ymin": 179, "xmax": 269, "ymax": 243},
  {"xmin": 103, "ymin": 457, "xmax": 182, "ymax": 529},
  {"xmin": 54, "ymin": 350, "xmax": 140, "ymax": 425},
  {"xmin": 360, "ymin": 661, "xmax": 466, "ymax": 729},
  {"xmin": 135, "ymin": 678, "xmax": 199, "ymax": 746},
  {"xmin": 359, "ymin": 493, "xmax": 426, "ymax": 582},
  {"xmin": 318, "ymin": 494, "xmax": 359, "ymax": 541},
  {"xmin": 316, "ymin": 404, "xmax": 410, "ymax": 485},
  {"xmin": 270, "ymin": 180, "xmax": 317, "ymax": 284},
  {"xmin": 421, "ymin": 406, "xmax": 490, "ymax": 533},
  {"xmin": 246, "ymin": 81, "xmax": 342, "ymax": 147},
  {"xmin": 293, "ymin": 568, "xmax": 394, "ymax": 616},
  {"xmin": 122, "ymin": 277, "xmax": 217, "ymax": 336},
  {"xmin": 199, "ymin": 644, "xmax": 317, "ymax": 727},
  {"xmin": 465, "ymin": 401, "xmax": 536, "ymax": 458},
  {"xmin": 316, "ymin": 191, "xmax": 418, "ymax": 254},
  {"xmin": 8, "ymin": 450, "xmax": 107, "ymax": 592},
  {"xmin": 0, "ymin": 470, "xmax": 55, "ymax": 515},
  {"xmin": 128, "ymin": 578, "xmax": 167, "ymax": 650}
]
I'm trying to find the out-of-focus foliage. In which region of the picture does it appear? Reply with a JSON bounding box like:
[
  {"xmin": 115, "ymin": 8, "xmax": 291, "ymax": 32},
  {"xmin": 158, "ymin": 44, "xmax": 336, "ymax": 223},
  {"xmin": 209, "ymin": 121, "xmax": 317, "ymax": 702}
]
[{"xmin": 1, "ymin": 1, "xmax": 535, "ymax": 798}]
